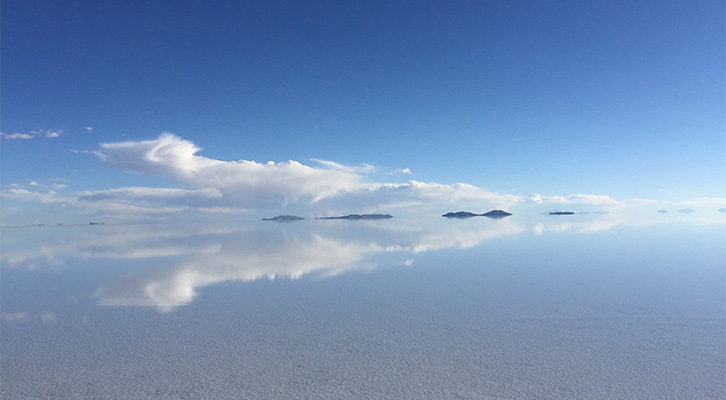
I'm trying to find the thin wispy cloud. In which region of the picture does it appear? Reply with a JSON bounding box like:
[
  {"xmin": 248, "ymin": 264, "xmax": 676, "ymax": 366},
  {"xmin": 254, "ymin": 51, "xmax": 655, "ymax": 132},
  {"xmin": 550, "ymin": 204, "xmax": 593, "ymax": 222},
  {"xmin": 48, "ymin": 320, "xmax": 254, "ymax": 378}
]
[
  {"xmin": 40, "ymin": 312, "xmax": 58, "ymax": 323},
  {"xmin": 528, "ymin": 192, "xmax": 622, "ymax": 207},
  {"xmin": 1, "ymin": 129, "xmax": 63, "ymax": 140},
  {"xmin": 0, "ymin": 312, "xmax": 29, "ymax": 321},
  {"xmin": 70, "ymin": 149, "xmax": 91, "ymax": 154},
  {"xmin": 1, "ymin": 132, "xmax": 33, "ymax": 140}
]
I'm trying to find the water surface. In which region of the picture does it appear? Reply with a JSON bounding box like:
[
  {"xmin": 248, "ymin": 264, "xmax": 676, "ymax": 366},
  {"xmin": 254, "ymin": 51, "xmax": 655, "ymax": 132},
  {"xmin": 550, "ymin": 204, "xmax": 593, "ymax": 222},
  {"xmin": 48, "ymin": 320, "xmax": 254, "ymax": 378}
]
[{"xmin": 1, "ymin": 215, "xmax": 724, "ymax": 399}]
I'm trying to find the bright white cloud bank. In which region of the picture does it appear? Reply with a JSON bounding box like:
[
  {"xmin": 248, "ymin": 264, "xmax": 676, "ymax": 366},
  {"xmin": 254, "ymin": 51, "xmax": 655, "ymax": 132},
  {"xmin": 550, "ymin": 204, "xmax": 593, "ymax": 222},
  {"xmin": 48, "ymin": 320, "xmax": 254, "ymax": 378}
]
[
  {"xmin": 94, "ymin": 133, "xmax": 364, "ymax": 206},
  {"xmin": 2, "ymin": 133, "xmax": 724, "ymax": 223},
  {"xmin": 84, "ymin": 133, "xmax": 523, "ymax": 216}
]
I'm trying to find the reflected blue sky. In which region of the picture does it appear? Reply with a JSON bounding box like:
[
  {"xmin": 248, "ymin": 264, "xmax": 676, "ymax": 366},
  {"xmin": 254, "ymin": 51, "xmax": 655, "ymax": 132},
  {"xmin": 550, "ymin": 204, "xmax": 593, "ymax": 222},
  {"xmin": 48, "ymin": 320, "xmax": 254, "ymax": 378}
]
[{"xmin": 1, "ymin": 216, "xmax": 724, "ymax": 399}]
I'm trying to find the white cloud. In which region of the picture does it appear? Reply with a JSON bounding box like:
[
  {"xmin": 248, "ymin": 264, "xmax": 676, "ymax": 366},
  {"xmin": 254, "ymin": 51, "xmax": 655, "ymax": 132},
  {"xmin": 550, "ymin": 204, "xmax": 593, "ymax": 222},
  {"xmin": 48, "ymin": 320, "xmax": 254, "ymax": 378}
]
[
  {"xmin": 40, "ymin": 312, "xmax": 58, "ymax": 322},
  {"xmin": 7, "ymin": 133, "xmax": 724, "ymax": 222},
  {"xmin": 1, "ymin": 188, "xmax": 45, "ymax": 200},
  {"xmin": 84, "ymin": 126, "xmax": 94, "ymax": 133},
  {"xmin": 71, "ymin": 149, "xmax": 91, "ymax": 154},
  {"xmin": 690, "ymin": 197, "xmax": 726, "ymax": 206},
  {"xmin": 95, "ymin": 133, "xmax": 365, "ymax": 207},
  {"xmin": 86, "ymin": 133, "xmax": 522, "ymax": 217},
  {"xmin": 2, "ymin": 129, "xmax": 63, "ymax": 139},
  {"xmin": 78, "ymin": 187, "xmax": 223, "ymax": 204},
  {"xmin": 1, "ymin": 312, "xmax": 29, "ymax": 321},
  {"xmin": 310, "ymin": 158, "xmax": 375, "ymax": 174},
  {"xmin": 528, "ymin": 192, "xmax": 622, "ymax": 207},
  {"xmin": 1, "ymin": 132, "xmax": 33, "ymax": 139}
]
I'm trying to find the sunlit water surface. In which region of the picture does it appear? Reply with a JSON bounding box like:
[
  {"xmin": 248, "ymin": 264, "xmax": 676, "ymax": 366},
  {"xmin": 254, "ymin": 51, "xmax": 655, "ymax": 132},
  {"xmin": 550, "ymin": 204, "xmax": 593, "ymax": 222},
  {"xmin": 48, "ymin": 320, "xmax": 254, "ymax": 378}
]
[{"xmin": 1, "ymin": 215, "xmax": 724, "ymax": 399}]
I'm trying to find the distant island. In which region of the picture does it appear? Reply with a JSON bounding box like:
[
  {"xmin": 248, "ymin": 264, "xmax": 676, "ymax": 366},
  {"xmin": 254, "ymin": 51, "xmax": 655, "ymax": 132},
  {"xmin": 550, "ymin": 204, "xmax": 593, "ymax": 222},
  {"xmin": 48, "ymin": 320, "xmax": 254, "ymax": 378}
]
[
  {"xmin": 442, "ymin": 210, "xmax": 512, "ymax": 218},
  {"xmin": 677, "ymin": 208, "xmax": 695, "ymax": 214},
  {"xmin": 317, "ymin": 214, "xmax": 393, "ymax": 220},
  {"xmin": 657, "ymin": 209, "xmax": 668, "ymax": 214},
  {"xmin": 262, "ymin": 215, "xmax": 304, "ymax": 222},
  {"xmin": 549, "ymin": 211, "xmax": 575, "ymax": 215},
  {"xmin": 719, "ymin": 208, "xmax": 726, "ymax": 213}
]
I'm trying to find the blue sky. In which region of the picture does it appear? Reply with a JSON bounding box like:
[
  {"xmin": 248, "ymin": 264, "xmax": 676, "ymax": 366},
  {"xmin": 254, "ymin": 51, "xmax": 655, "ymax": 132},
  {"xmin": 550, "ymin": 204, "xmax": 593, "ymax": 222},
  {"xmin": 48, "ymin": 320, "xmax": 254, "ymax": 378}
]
[{"xmin": 1, "ymin": 0, "xmax": 724, "ymax": 224}]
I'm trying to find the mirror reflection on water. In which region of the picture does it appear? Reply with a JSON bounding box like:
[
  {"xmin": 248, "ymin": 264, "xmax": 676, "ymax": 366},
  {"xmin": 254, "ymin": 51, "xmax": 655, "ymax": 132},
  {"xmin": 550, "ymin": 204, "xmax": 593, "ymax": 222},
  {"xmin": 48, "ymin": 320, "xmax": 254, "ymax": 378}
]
[{"xmin": 1, "ymin": 215, "xmax": 724, "ymax": 399}]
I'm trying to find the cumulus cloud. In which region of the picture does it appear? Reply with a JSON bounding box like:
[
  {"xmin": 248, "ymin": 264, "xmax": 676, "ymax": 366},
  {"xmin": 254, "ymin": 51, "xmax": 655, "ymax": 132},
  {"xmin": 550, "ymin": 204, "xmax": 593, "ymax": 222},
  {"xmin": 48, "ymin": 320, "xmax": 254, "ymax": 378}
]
[
  {"xmin": 88, "ymin": 133, "xmax": 520, "ymax": 215},
  {"xmin": 8, "ymin": 133, "xmax": 721, "ymax": 222},
  {"xmin": 84, "ymin": 126, "xmax": 94, "ymax": 133},
  {"xmin": 95, "ymin": 133, "xmax": 365, "ymax": 207}
]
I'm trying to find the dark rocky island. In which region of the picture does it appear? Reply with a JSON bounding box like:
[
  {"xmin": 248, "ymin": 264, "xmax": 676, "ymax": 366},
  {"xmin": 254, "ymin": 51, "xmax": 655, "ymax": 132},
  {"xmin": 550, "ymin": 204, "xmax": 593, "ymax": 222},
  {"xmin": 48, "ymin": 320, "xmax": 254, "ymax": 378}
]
[
  {"xmin": 483, "ymin": 210, "xmax": 512, "ymax": 218},
  {"xmin": 262, "ymin": 215, "xmax": 304, "ymax": 221},
  {"xmin": 317, "ymin": 214, "xmax": 393, "ymax": 220},
  {"xmin": 442, "ymin": 210, "xmax": 512, "ymax": 218},
  {"xmin": 549, "ymin": 211, "xmax": 575, "ymax": 215},
  {"xmin": 442, "ymin": 211, "xmax": 479, "ymax": 218}
]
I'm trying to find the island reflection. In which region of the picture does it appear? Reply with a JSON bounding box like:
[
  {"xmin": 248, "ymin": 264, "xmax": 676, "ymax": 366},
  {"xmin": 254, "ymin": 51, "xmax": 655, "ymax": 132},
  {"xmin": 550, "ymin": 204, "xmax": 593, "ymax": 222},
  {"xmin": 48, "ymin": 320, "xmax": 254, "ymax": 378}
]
[
  {"xmin": 93, "ymin": 218, "xmax": 527, "ymax": 311},
  {"xmin": 0, "ymin": 213, "xmax": 677, "ymax": 312}
]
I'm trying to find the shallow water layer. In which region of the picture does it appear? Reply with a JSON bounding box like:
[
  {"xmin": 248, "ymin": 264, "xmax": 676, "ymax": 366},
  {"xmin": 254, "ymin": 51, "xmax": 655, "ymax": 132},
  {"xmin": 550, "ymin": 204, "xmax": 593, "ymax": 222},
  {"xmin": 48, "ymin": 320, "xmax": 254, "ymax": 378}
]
[{"xmin": 1, "ymin": 216, "xmax": 724, "ymax": 399}]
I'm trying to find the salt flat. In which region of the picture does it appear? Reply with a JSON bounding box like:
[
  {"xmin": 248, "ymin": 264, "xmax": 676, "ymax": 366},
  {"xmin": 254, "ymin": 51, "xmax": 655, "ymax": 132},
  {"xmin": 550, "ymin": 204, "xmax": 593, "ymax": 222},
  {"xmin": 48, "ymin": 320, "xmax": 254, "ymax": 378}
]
[{"xmin": 1, "ymin": 216, "xmax": 724, "ymax": 399}]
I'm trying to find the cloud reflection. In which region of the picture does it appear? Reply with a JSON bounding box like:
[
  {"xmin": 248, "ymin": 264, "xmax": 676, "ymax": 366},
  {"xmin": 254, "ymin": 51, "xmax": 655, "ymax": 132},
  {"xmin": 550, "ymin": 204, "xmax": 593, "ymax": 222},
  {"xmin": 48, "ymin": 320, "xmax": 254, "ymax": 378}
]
[
  {"xmin": 1, "ymin": 213, "xmax": 681, "ymax": 312},
  {"xmin": 92, "ymin": 219, "xmax": 525, "ymax": 311}
]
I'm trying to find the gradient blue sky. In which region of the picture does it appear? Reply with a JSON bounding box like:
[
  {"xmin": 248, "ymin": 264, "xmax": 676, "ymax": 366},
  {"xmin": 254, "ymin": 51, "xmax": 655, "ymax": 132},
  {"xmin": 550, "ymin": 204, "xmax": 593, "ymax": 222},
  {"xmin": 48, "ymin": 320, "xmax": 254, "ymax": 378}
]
[{"xmin": 1, "ymin": 0, "xmax": 724, "ymax": 223}]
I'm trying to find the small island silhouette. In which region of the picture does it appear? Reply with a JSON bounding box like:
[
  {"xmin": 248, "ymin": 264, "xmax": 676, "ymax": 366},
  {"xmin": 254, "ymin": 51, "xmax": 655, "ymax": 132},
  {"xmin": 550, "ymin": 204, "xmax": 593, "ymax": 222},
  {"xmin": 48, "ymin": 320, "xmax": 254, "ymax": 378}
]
[
  {"xmin": 442, "ymin": 210, "xmax": 512, "ymax": 218},
  {"xmin": 317, "ymin": 214, "xmax": 393, "ymax": 220},
  {"xmin": 549, "ymin": 211, "xmax": 575, "ymax": 215},
  {"xmin": 262, "ymin": 215, "xmax": 304, "ymax": 221}
]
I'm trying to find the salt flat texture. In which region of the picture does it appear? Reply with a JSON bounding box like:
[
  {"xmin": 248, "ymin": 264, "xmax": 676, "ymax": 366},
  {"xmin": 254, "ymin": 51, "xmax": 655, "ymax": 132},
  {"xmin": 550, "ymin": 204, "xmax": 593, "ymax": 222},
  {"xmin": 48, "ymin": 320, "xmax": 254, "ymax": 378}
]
[{"xmin": 1, "ymin": 218, "xmax": 724, "ymax": 399}]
